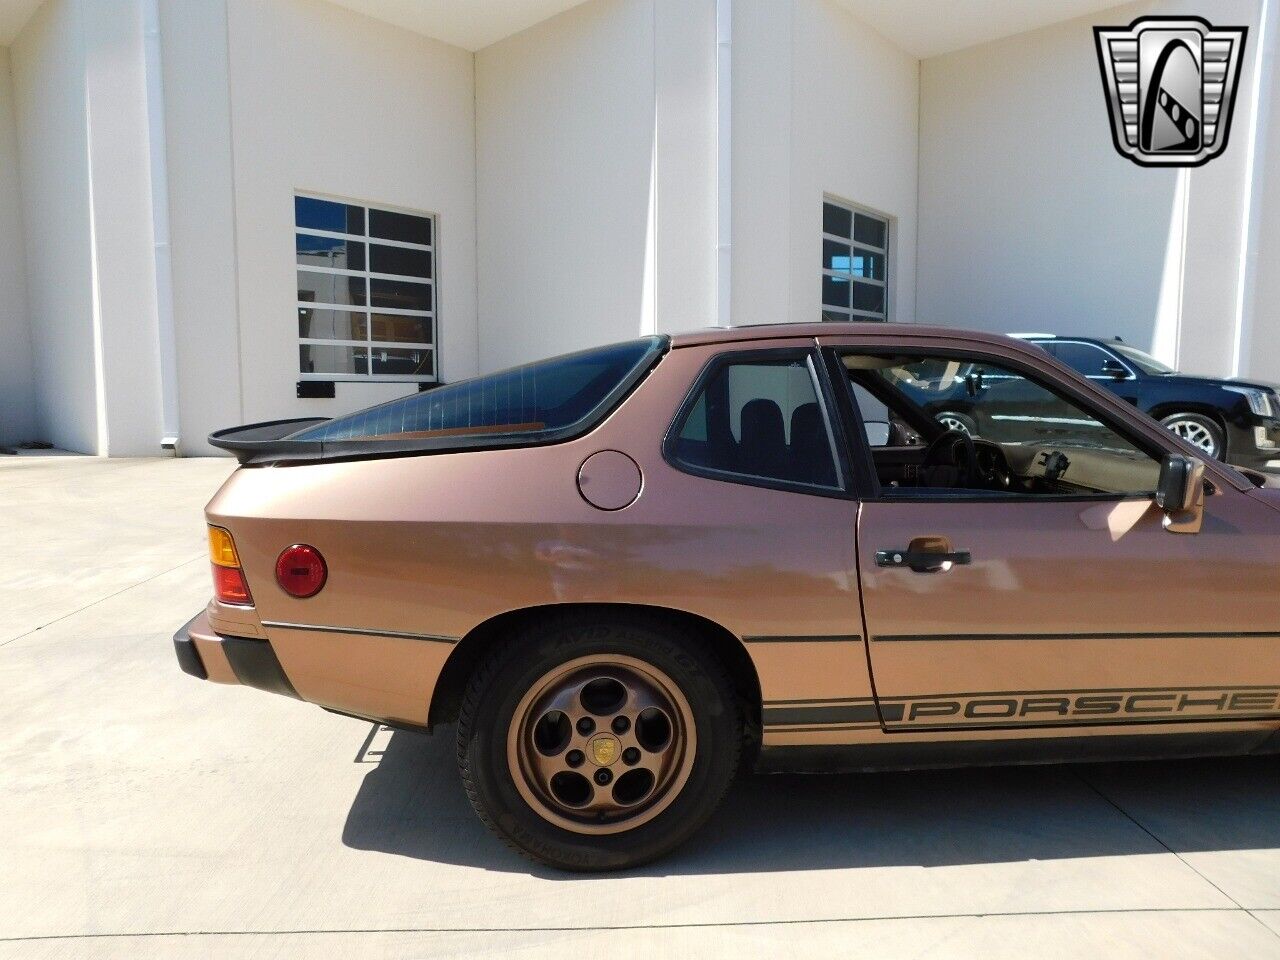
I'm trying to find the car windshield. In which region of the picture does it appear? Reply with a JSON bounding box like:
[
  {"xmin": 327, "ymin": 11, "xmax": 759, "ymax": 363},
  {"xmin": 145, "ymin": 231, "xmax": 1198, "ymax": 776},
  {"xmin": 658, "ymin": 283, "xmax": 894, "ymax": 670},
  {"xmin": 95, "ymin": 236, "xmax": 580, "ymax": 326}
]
[
  {"xmin": 289, "ymin": 337, "xmax": 664, "ymax": 443},
  {"xmin": 1111, "ymin": 343, "xmax": 1175, "ymax": 375}
]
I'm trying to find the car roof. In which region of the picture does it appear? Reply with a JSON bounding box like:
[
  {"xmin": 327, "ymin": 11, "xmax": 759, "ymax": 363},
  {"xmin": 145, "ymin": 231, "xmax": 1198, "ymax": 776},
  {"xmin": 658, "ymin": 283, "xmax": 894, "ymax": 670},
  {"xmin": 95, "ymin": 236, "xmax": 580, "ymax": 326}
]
[
  {"xmin": 669, "ymin": 322, "xmax": 1043, "ymax": 352},
  {"xmin": 1011, "ymin": 333, "xmax": 1123, "ymax": 345}
]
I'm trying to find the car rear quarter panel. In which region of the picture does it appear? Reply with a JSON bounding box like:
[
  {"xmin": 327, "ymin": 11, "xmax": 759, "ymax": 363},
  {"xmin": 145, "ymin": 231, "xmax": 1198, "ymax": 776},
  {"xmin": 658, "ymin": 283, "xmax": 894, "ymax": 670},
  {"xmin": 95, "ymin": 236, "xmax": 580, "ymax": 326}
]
[{"xmin": 206, "ymin": 338, "xmax": 871, "ymax": 728}]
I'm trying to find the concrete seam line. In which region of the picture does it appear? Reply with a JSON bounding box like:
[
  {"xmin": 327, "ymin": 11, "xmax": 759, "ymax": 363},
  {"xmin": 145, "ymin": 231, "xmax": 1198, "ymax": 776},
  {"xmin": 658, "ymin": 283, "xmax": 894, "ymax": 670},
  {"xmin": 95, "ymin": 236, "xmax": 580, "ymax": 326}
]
[
  {"xmin": 1074, "ymin": 770, "xmax": 1248, "ymax": 912},
  {"xmin": 0, "ymin": 907, "xmax": 1256, "ymax": 942},
  {"xmin": 1246, "ymin": 910, "xmax": 1280, "ymax": 944},
  {"xmin": 0, "ymin": 554, "xmax": 204, "ymax": 649}
]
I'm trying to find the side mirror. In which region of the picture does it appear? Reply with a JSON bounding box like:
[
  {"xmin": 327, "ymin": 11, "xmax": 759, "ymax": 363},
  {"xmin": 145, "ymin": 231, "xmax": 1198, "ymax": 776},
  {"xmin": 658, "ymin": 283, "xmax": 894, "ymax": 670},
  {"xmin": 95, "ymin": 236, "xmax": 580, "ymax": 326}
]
[
  {"xmin": 1157, "ymin": 454, "xmax": 1206, "ymax": 533},
  {"xmin": 1101, "ymin": 358, "xmax": 1128, "ymax": 380},
  {"xmin": 964, "ymin": 371, "xmax": 985, "ymax": 397},
  {"xmin": 864, "ymin": 421, "xmax": 891, "ymax": 447}
]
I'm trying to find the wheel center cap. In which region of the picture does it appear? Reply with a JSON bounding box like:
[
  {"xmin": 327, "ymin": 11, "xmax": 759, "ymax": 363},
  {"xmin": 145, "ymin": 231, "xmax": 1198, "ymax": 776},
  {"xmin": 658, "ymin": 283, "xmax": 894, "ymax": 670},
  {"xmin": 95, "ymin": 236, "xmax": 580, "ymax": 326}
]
[{"xmin": 589, "ymin": 734, "xmax": 621, "ymax": 766}]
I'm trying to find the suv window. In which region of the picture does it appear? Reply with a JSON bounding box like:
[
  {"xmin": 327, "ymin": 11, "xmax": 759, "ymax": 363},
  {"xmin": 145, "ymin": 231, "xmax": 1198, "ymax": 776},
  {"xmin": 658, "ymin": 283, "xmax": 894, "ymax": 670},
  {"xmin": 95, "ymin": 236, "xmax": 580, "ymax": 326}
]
[
  {"xmin": 290, "ymin": 337, "xmax": 663, "ymax": 443},
  {"xmin": 1046, "ymin": 341, "xmax": 1119, "ymax": 378},
  {"xmin": 671, "ymin": 355, "xmax": 840, "ymax": 490}
]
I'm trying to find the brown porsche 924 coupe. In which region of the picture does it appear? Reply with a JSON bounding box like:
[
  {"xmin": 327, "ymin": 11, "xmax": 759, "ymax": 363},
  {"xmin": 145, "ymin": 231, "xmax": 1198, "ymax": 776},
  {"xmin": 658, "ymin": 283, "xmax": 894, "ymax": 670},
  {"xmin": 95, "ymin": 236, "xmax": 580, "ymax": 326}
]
[{"xmin": 176, "ymin": 323, "xmax": 1280, "ymax": 870}]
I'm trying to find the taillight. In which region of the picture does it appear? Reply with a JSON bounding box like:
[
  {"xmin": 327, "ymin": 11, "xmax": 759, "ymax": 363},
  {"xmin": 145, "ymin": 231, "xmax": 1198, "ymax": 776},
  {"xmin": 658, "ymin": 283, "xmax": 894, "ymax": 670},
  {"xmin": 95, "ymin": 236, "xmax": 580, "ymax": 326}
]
[
  {"xmin": 208, "ymin": 525, "xmax": 253, "ymax": 606},
  {"xmin": 275, "ymin": 544, "xmax": 327, "ymax": 598}
]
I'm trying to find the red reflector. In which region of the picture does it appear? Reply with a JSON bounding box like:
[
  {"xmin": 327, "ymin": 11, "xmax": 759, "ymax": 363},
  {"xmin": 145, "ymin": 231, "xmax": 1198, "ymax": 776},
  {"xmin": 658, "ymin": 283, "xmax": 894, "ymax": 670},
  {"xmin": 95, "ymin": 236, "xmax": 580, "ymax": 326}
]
[
  {"xmin": 275, "ymin": 544, "xmax": 327, "ymax": 598},
  {"xmin": 213, "ymin": 563, "xmax": 253, "ymax": 605}
]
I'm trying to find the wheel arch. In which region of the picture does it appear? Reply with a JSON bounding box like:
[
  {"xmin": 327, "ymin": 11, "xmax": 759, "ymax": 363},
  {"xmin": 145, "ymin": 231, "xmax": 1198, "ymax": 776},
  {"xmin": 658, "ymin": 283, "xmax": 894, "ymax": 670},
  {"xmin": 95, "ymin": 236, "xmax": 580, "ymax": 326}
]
[{"xmin": 428, "ymin": 603, "xmax": 763, "ymax": 741}]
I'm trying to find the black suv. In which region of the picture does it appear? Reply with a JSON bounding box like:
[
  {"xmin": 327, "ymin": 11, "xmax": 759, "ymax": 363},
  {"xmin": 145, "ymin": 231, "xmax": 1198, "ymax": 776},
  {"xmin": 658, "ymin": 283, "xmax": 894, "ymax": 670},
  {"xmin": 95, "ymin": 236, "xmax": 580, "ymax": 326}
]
[{"xmin": 1012, "ymin": 336, "xmax": 1280, "ymax": 470}]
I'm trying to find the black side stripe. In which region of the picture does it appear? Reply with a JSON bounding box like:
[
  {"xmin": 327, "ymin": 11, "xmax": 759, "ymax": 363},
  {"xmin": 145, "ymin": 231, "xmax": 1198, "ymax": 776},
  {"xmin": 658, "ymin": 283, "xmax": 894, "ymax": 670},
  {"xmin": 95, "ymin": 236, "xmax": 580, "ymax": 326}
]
[
  {"xmin": 261, "ymin": 620, "xmax": 458, "ymax": 643},
  {"xmin": 763, "ymin": 703, "xmax": 905, "ymax": 725},
  {"xmin": 874, "ymin": 631, "xmax": 1280, "ymax": 643},
  {"xmin": 744, "ymin": 635, "xmax": 861, "ymax": 644}
]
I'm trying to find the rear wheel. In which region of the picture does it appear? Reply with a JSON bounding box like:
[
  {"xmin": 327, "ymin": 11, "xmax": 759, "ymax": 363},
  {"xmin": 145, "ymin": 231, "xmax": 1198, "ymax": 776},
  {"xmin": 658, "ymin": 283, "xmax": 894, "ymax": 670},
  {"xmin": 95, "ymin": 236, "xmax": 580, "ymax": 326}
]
[
  {"xmin": 1160, "ymin": 412, "xmax": 1224, "ymax": 460},
  {"xmin": 456, "ymin": 613, "xmax": 741, "ymax": 870}
]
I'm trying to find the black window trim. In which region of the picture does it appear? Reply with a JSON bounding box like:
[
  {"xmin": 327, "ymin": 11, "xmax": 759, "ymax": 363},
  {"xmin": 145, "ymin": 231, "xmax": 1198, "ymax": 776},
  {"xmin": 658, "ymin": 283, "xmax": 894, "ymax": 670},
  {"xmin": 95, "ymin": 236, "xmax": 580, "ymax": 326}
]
[
  {"xmin": 822, "ymin": 344, "xmax": 1176, "ymax": 505},
  {"xmin": 1041, "ymin": 339, "xmax": 1138, "ymax": 382},
  {"xmin": 662, "ymin": 346, "xmax": 855, "ymax": 500}
]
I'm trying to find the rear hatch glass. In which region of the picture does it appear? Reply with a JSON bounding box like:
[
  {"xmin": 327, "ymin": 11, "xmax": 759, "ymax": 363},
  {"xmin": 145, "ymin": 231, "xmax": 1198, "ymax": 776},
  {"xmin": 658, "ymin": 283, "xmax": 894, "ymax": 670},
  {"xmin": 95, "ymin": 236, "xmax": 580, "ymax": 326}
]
[{"xmin": 288, "ymin": 336, "xmax": 665, "ymax": 445}]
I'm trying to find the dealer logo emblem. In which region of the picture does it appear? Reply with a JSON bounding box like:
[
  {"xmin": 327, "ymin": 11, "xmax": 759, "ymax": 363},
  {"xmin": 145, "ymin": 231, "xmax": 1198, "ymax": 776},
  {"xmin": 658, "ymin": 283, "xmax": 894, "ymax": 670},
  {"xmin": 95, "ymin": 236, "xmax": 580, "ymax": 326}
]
[{"xmin": 1094, "ymin": 16, "xmax": 1247, "ymax": 167}]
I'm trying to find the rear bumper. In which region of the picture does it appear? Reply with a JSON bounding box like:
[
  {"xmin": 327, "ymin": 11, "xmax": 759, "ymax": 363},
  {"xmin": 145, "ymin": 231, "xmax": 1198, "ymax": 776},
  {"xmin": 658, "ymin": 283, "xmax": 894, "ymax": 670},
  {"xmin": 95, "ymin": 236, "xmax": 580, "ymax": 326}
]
[
  {"xmin": 173, "ymin": 614, "xmax": 208, "ymax": 680},
  {"xmin": 172, "ymin": 609, "xmax": 299, "ymax": 699}
]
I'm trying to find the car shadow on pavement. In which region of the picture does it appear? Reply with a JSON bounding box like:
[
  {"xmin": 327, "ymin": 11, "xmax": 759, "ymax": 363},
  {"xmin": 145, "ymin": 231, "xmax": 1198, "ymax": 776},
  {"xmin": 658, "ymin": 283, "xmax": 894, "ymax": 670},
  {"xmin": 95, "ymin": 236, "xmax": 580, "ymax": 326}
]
[{"xmin": 342, "ymin": 726, "xmax": 1280, "ymax": 877}]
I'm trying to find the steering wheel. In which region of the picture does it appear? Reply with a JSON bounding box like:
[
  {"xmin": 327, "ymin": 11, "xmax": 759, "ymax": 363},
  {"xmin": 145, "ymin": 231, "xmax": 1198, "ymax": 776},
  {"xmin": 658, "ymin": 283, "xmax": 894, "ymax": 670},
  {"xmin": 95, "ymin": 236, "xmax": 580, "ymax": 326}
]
[{"xmin": 921, "ymin": 429, "xmax": 978, "ymax": 487}]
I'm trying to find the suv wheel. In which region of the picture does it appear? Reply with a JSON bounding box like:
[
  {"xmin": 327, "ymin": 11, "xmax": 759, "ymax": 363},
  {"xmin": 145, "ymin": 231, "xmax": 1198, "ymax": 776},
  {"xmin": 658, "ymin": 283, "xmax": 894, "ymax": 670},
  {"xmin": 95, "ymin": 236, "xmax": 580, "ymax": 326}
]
[
  {"xmin": 1160, "ymin": 412, "xmax": 1224, "ymax": 459},
  {"xmin": 936, "ymin": 412, "xmax": 977, "ymax": 436},
  {"xmin": 457, "ymin": 613, "xmax": 741, "ymax": 871}
]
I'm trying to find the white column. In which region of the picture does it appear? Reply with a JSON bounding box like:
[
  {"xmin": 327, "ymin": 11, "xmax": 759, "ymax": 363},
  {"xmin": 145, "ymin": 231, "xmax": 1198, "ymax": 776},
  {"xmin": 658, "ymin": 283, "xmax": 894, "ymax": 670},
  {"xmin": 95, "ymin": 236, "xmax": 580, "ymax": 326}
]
[
  {"xmin": 1235, "ymin": 0, "xmax": 1280, "ymax": 380},
  {"xmin": 82, "ymin": 0, "xmax": 166, "ymax": 455},
  {"xmin": 654, "ymin": 0, "xmax": 718, "ymax": 333}
]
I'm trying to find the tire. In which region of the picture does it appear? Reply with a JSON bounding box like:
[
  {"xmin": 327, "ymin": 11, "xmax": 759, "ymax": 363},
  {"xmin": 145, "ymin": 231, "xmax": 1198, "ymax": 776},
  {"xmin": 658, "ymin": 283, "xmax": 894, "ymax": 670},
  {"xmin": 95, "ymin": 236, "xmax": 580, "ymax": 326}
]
[
  {"xmin": 1160, "ymin": 412, "xmax": 1225, "ymax": 460},
  {"xmin": 456, "ymin": 612, "xmax": 741, "ymax": 871}
]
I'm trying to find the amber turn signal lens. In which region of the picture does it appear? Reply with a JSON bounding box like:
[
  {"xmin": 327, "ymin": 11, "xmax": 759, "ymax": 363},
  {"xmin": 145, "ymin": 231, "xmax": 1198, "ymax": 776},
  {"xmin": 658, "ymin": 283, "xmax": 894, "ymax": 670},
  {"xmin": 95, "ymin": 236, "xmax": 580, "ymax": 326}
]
[
  {"xmin": 213, "ymin": 564, "xmax": 253, "ymax": 605},
  {"xmin": 275, "ymin": 544, "xmax": 327, "ymax": 598},
  {"xmin": 208, "ymin": 526, "xmax": 240, "ymax": 568}
]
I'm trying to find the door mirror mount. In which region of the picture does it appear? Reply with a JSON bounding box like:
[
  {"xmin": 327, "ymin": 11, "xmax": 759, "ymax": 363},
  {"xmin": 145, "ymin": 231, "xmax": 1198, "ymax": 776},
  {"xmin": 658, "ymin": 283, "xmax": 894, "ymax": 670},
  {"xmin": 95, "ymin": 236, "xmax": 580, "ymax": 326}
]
[
  {"xmin": 1101, "ymin": 359, "xmax": 1128, "ymax": 380},
  {"xmin": 1157, "ymin": 454, "xmax": 1206, "ymax": 533}
]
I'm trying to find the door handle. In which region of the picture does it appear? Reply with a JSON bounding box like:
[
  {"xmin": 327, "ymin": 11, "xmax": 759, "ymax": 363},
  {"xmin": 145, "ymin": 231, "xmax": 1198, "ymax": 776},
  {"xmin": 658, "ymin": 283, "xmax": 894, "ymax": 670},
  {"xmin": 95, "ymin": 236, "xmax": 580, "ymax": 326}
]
[{"xmin": 876, "ymin": 545, "xmax": 971, "ymax": 573}]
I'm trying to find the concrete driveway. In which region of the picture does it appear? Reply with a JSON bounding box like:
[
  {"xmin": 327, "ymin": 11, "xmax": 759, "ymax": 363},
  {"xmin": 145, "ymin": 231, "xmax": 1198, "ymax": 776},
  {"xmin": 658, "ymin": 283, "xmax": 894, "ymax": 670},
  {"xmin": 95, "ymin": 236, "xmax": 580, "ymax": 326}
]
[{"xmin": 2, "ymin": 456, "xmax": 1279, "ymax": 959}]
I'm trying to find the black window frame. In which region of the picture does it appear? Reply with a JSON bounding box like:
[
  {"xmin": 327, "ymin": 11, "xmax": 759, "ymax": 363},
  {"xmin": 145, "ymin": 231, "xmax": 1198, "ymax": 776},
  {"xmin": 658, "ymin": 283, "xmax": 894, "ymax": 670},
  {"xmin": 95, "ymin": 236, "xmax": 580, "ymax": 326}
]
[
  {"xmin": 662, "ymin": 347, "xmax": 855, "ymax": 500},
  {"xmin": 1042, "ymin": 340, "xmax": 1136, "ymax": 381},
  {"xmin": 823, "ymin": 345, "xmax": 1177, "ymax": 504}
]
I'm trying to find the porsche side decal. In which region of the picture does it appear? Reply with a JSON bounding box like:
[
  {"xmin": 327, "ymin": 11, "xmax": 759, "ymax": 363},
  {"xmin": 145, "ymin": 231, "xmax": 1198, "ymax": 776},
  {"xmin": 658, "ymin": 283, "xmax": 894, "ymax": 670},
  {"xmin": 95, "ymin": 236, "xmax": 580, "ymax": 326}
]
[{"xmin": 763, "ymin": 686, "xmax": 1280, "ymax": 730}]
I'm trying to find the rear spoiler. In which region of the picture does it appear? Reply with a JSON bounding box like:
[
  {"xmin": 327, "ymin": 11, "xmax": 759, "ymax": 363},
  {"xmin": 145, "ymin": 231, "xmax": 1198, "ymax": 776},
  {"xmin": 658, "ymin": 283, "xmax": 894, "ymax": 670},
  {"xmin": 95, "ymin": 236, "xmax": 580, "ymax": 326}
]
[{"xmin": 208, "ymin": 418, "xmax": 329, "ymax": 464}]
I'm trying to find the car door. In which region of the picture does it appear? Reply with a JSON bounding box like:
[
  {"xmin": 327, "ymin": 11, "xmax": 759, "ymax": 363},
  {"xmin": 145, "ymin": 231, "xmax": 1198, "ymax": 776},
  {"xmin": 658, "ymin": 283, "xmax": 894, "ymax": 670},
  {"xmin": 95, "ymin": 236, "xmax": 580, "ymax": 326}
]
[{"xmin": 824, "ymin": 336, "xmax": 1280, "ymax": 741}]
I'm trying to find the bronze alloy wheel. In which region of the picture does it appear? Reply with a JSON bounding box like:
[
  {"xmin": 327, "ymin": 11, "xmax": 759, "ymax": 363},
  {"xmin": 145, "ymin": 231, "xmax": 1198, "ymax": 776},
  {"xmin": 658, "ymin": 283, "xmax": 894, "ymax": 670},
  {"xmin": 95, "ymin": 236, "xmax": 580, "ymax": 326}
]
[
  {"xmin": 506, "ymin": 654, "xmax": 697, "ymax": 834},
  {"xmin": 458, "ymin": 613, "xmax": 741, "ymax": 870}
]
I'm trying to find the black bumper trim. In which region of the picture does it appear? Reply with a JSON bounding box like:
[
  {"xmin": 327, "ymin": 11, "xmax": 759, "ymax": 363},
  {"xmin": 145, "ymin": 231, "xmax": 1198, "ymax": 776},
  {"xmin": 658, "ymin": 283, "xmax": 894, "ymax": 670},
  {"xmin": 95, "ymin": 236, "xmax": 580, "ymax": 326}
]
[
  {"xmin": 222, "ymin": 635, "xmax": 301, "ymax": 699},
  {"xmin": 173, "ymin": 615, "xmax": 208, "ymax": 680}
]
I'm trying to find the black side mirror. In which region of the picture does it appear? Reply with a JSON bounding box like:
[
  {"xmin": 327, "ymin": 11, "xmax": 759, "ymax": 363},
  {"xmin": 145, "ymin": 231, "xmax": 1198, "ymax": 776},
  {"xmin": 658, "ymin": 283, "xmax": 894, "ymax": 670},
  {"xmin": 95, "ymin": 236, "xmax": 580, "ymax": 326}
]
[
  {"xmin": 1101, "ymin": 358, "xmax": 1128, "ymax": 380},
  {"xmin": 1157, "ymin": 454, "xmax": 1206, "ymax": 532},
  {"xmin": 964, "ymin": 371, "xmax": 985, "ymax": 397}
]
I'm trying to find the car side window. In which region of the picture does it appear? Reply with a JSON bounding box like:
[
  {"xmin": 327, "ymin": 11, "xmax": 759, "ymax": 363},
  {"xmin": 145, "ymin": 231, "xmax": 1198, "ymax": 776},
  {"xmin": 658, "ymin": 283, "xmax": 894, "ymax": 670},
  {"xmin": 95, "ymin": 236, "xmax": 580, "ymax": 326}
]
[
  {"xmin": 840, "ymin": 351, "xmax": 1163, "ymax": 498},
  {"xmin": 1048, "ymin": 342, "xmax": 1116, "ymax": 378},
  {"xmin": 671, "ymin": 355, "xmax": 841, "ymax": 490}
]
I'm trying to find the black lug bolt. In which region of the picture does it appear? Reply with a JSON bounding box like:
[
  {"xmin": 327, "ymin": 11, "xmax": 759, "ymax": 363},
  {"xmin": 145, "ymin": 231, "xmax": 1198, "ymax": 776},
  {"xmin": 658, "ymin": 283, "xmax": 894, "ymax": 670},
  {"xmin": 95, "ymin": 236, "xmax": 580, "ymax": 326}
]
[
  {"xmin": 611, "ymin": 716, "xmax": 631, "ymax": 734},
  {"xmin": 594, "ymin": 769, "xmax": 613, "ymax": 786},
  {"xmin": 566, "ymin": 749, "xmax": 585, "ymax": 768},
  {"xmin": 622, "ymin": 747, "xmax": 641, "ymax": 766},
  {"xmin": 576, "ymin": 717, "xmax": 596, "ymax": 736}
]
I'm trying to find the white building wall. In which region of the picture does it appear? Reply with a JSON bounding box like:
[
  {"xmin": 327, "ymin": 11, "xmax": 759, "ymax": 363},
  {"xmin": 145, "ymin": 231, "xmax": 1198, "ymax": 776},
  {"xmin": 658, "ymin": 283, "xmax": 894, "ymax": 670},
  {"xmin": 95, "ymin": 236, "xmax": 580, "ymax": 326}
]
[
  {"xmin": 1236, "ymin": 0, "xmax": 1280, "ymax": 382},
  {"xmin": 0, "ymin": 46, "xmax": 34, "ymax": 446},
  {"xmin": 9, "ymin": 0, "xmax": 98, "ymax": 454},
  {"xmin": 476, "ymin": 0, "xmax": 670, "ymax": 372},
  {"xmin": 731, "ymin": 0, "xmax": 792, "ymax": 327},
  {"xmin": 918, "ymin": 0, "xmax": 1264, "ymax": 378},
  {"xmin": 160, "ymin": 0, "xmax": 243, "ymax": 456},
  {"xmin": 81, "ymin": 0, "xmax": 165, "ymax": 455},
  {"xmin": 791, "ymin": 0, "xmax": 919, "ymax": 324},
  {"xmin": 732, "ymin": 0, "xmax": 919, "ymax": 327},
  {"xmin": 654, "ymin": 0, "xmax": 717, "ymax": 335},
  {"xmin": 224, "ymin": 0, "xmax": 477, "ymax": 425}
]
